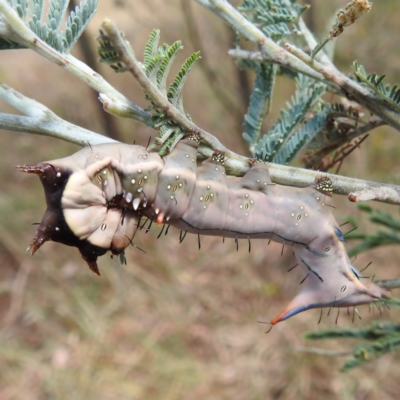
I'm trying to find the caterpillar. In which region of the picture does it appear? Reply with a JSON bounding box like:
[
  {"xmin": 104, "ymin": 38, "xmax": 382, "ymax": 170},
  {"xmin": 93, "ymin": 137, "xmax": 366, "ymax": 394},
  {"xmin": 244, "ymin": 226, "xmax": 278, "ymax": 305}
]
[{"xmin": 18, "ymin": 136, "xmax": 391, "ymax": 324}]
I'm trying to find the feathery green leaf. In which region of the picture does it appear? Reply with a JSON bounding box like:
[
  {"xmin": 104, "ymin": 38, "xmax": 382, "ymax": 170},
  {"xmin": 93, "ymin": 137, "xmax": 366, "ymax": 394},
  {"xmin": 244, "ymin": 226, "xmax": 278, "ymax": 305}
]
[
  {"xmin": 156, "ymin": 41, "xmax": 183, "ymax": 94},
  {"xmin": 345, "ymin": 205, "xmax": 400, "ymax": 257},
  {"xmin": 167, "ymin": 51, "xmax": 201, "ymax": 113},
  {"xmin": 273, "ymin": 111, "xmax": 328, "ymax": 164},
  {"xmin": 239, "ymin": 0, "xmax": 308, "ymax": 41},
  {"xmin": 4, "ymin": 0, "xmax": 97, "ymax": 53},
  {"xmin": 144, "ymin": 44, "xmax": 168, "ymax": 82},
  {"xmin": 306, "ymin": 321, "xmax": 400, "ymax": 372},
  {"xmin": 7, "ymin": 0, "xmax": 28, "ymax": 19},
  {"xmin": 242, "ymin": 62, "xmax": 276, "ymax": 149},
  {"xmin": 47, "ymin": 0, "xmax": 69, "ymax": 31},
  {"xmin": 62, "ymin": 0, "xmax": 97, "ymax": 50},
  {"xmin": 143, "ymin": 29, "xmax": 160, "ymax": 67},
  {"xmin": 354, "ymin": 60, "xmax": 400, "ymax": 111},
  {"xmin": 158, "ymin": 131, "xmax": 184, "ymax": 156},
  {"xmin": 96, "ymin": 27, "xmax": 130, "ymax": 72},
  {"xmin": 306, "ymin": 322, "xmax": 400, "ymax": 341},
  {"xmin": 27, "ymin": 0, "xmax": 45, "ymax": 22},
  {"xmin": 254, "ymin": 75, "xmax": 325, "ymax": 162}
]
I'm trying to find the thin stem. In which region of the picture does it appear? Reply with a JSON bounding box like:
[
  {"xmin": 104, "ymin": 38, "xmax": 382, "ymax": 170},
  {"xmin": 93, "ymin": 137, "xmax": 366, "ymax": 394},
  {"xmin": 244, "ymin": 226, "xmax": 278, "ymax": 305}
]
[
  {"xmin": 0, "ymin": 85, "xmax": 116, "ymax": 146},
  {"xmin": 310, "ymin": 37, "xmax": 330, "ymax": 59},
  {"xmin": 298, "ymin": 18, "xmax": 333, "ymax": 67},
  {"xmin": 344, "ymin": 120, "xmax": 386, "ymax": 140}
]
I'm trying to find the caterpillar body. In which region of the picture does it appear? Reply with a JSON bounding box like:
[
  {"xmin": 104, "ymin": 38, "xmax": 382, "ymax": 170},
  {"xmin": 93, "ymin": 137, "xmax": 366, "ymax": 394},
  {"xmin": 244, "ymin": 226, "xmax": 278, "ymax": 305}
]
[{"xmin": 18, "ymin": 136, "xmax": 391, "ymax": 324}]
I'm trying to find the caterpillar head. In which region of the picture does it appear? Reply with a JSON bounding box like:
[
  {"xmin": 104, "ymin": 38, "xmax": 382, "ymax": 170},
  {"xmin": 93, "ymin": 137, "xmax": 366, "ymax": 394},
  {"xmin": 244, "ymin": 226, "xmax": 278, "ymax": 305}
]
[{"xmin": 17, "ymin": 147, "xmax": 141, "ymax": 275}]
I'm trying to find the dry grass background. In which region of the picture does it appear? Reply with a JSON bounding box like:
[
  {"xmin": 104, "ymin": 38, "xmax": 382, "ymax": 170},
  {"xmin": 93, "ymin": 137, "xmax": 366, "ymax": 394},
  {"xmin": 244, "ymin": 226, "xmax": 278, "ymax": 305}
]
[{"xmin": 0, "ymin": 0, "xmax": 400, "ymax": 399}]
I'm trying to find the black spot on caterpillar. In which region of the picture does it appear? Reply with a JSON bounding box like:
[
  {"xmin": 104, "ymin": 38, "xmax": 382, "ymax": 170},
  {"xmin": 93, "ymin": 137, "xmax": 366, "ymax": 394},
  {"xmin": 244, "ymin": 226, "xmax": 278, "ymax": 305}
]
[{"xmin": 17, "ymin": 138, "xmax": 391, "ymax": 324}]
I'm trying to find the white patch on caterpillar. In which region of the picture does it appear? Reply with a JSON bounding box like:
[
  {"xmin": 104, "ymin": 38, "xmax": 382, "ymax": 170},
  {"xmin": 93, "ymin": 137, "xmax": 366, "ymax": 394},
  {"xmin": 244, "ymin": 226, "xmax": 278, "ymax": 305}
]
[
  {"xmin": 126, "ymin": 192, "xmax": 133, "ymax": 203},
  {"xmin": 133, "ymin": 198, "xmax": 140, "ymax": 210}
]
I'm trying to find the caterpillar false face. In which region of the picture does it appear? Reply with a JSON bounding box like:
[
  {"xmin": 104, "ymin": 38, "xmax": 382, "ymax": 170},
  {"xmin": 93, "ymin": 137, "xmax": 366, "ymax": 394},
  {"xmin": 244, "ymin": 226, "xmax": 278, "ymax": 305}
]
[{"xmin": 18, "ymin": 138, "xmax": 391, "ymax": 323}]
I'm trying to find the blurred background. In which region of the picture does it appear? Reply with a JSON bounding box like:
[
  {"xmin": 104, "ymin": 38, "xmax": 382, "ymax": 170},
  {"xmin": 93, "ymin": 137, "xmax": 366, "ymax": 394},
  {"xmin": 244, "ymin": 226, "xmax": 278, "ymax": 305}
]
[{"xmin": 0, "ymin": 0, "xmax": 400, "ymax": 399}]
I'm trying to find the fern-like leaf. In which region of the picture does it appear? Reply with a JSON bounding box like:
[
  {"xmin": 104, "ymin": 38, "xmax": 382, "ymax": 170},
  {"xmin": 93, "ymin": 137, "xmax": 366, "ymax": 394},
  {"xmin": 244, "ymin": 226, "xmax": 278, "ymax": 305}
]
[
  {"xmin": 263, "ymin": 23, "xmax": 299, "ymax": 42},
  {"xmin": 7, "ymin": 0, "xmax": 27, "ymax": 19},
  {"xmin": 347, "ymin": 230, "xmax": 400, "ymax": 257},
  {"xmin": 62, "ymin": 0, "xmax": 97, "ymax": 50},
  {"xmin": 239, "ymin": 0, "xmax": 308, "ymax": 41},
  {"xmin": 144, "ymin": 44, "xmax": 168, "ymax": 82},
  {"xmin": 273, "ymin": 110, "xmax": 328, "ymax": 164},
  {"xmin": 25, "ymin": 0, "xmax": 64, "ymax": 51},
  {"xmin": 242, "ymin": 62, "xmax": 276, "ymax": 149},
  {"xmin": 97, "ymin": 27, "xmax": 131, "ymax": 72},
  {"xmin": 254, "ymin": 75, "xmax": 325, "ymax": 162},
  {"xmin": 306, "ymin": 321, "xmax": 400, "ymax": 371},
  {"xmin": 345, "ymin": 205, "xmax": 400, "ymax": 257},
  {"xmin": 156, "ymin": 41, "xmax": 183, "ymax": 94},
  {"xmin": 153, "ymin": 124, "xmax": 178, "ymax": 146},
  {"xmin": 143, "ymin": 29, "xmax": 160, "ymax": 67},
  {"xmin": 27, "ymin": 0, "xmax": 45, "ymax": 22},
  {"xmin": 47, "ymin": 0, "xmax": 69, "ymax": 31},
  {"xmin": 167, "ymin": 51, "xmax": 201, "ymax": 113},
  {"xmin": 158, "ymin": 131, "xmax": 184, "ymax": 155},
  {"xmin": 342, "ymin": 334, "xmax": 400, "ymax": 371},
  {"xmin": 4, "ymin": 0, "xmax": 97, "ymax": 53},
  {"xmin": 139, "ymin": 33, "xmax": 200, "ymax": 144},
  {"xmin": 353, "ymin": 61, "xmax": 400, "ymax": 111},
  {"xmin": 328, "ymin": 102, "xmax": 360, "ymax": 120}
]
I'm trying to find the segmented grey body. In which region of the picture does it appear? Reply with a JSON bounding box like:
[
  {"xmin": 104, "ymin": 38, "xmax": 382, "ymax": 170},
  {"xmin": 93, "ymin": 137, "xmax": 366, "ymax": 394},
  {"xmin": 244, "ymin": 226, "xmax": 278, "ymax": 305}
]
[{"xmin": 19, "ymin": 138, "xmax": 391, "ymax": 324}]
